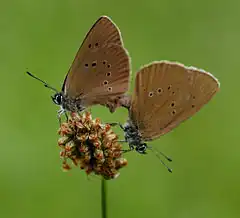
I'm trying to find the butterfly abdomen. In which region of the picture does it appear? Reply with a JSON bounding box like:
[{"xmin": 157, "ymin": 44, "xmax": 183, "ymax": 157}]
[{"xmin": 123, "ymin": 122, "xmax": 143, "ymax": 147}]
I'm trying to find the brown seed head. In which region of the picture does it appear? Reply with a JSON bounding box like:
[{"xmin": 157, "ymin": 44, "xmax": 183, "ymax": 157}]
[{"xmin": 58, "ymin": 111, "xmax": 127, "ymax": 180}]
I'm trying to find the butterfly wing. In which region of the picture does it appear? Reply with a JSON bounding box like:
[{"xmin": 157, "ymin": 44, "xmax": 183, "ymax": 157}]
[
  {"xmin": 130, "ymin": 61, "xmax": 220, "ymax": 141},
  {"xmin": 65, "ymin": 43, "xmax": 130, "ymax": 106},
  {"xmin": 63, "ymin": 16, "xmax": 130, "ymax": 107}
]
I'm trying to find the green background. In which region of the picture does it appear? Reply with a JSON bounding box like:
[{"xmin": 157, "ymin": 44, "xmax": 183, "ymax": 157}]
[{"xmin": 0, "ymin": 0, "xmax": 238, "ymax": 217}]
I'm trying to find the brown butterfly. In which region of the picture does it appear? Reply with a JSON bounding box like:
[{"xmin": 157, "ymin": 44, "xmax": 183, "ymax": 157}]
[
  {"xmin": 110, "ymin": 61, "xmax": 220, "ymax": 170},
  {"xmin": 27, "ymin": 16, "xmax": 130, "ymax": 120}
]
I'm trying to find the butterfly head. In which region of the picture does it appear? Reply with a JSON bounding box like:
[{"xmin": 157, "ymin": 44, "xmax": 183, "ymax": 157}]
[
  {"xmin": 52, "ymin": 93, "xmax": 63, "ymax": 106},
  {"xmin": 136, "ymin": 143, "xmax": 147, "ymax": 154}
]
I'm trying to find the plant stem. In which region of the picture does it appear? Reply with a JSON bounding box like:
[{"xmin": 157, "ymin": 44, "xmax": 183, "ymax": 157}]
[{"xmin": 101, "ymin": 178, "xmax": 107, "ymax": 218}]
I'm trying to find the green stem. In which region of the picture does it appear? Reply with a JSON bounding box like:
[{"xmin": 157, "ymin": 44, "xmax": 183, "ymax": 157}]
[{"xmin": 101, "ymin": 178, "xmax": 107, "ymax": 218}]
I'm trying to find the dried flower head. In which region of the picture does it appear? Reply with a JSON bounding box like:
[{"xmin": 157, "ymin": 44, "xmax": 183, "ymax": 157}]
[{"xmin": 58, "ymin": 111, "xmax": 127, "ymax": 180}]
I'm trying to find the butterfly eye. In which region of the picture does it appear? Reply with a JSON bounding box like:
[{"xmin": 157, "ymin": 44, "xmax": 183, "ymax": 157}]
[
  {"xmin": 52, "ymin": 93, "xmax": 63, "ymax": 105},
  {"xmin": 106, "ymin": 72, "xmax": 111, "ymax": 76},
  {"xmin": 192, "ymin": 96, "xmax": 196, "ymax": 100},
  {"xmin": 157, "ymin": 88, "xmax": 163, "ymax": 94},
  {"xmin": 148, "ymin": 92, "xmax": 154, "ymax": 97},
  {"xmin": 108, "ymin": 87, "xmax": 112, "ymax": 92},
  {"xmin": 85, "ymin": 63, "xmax": 89, "ymax": 68},
  {"xmin": 88, "ymin": 44, "xmax": 92, "ymax": 48},
  {"xmin": 168, "ymin": 85, "xmax": 172, "ymax": 90},
  {"xmin": 192, "ymin": 105, "xmax": 195, "ymax": 108},
  {"xmin": 95, "ymin": 42, "xmax": 99, "ymax": 47},
  {"xmin": 107, "ymin": 64, "xmax": 111, "ymax": 68},
  {"xmin": 103, "ymin": 60, "xmax": 106, "ymax": 65}
]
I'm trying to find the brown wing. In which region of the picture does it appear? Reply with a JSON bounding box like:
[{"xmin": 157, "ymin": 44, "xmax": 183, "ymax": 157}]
[
  {"xmin": 130, "ymin": 61, "xmax": 220, "ymax": 141},
  {"xmin": 65, "ymin": 43, "xmax": 130, "ymax": 107},
  {"xmin": 64, "ymin": 16, "xmax": 124, "ymax": 91},
  {"xmin": 63, "ymin": 16, "xmax": 130, "ymax": 107},
  {"xmin": 69, "ymin": 16, "xmax": 123, "ymax": 74}
]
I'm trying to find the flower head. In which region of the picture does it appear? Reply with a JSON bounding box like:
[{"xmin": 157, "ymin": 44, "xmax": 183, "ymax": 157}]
[{"xmin": 58, "ymin": 112, "xmax": 127, "ymax": 180}]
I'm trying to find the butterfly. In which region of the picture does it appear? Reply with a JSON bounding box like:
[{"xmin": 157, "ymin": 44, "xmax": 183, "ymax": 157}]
[
  {"xmin": 27, "ymin": 16, "xmax": 131, "ymax": 121},
  {"xmin": 109, "ymin": 61, "xmax": 220, "ymax": 171}
]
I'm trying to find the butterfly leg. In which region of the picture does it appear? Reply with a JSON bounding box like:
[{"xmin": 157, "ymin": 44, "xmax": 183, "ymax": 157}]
[
  {"xmin": 121, "ymin": 145, "xmax": 134, "ymax": 153},
  {"xmin": 57, "ymin": 107, "xmax": 65, "ymax": 126},
  {"xmin": 64, "ymin": 112, "xmax": 68, "ymax": 121},
  {"xmin": 117, "ymin": 139, "xmax": 127, "ymax": 143},
  {"xmin": 107, "ymin": 122, "xmax": 124, "ymax": 129},
  {"xmin": 57, "ymin": 113, "xmax": 62, "ymax": 126},
  {"xmin": 107, "ymin": 122, "xmax": 119, "ymax": 126}
]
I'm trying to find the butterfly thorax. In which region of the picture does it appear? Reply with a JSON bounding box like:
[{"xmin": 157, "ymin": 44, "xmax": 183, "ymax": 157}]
[
  {"xmin": 62, "ymin": 94, "xmax": 86, "ymax": 112},
  {"xmin": 122, "ymin": 121, "xmax": 147, "ymax": 154},
  {"xmin": 52, "ymin": 92, "xmax": 86, "ymax": 113}
]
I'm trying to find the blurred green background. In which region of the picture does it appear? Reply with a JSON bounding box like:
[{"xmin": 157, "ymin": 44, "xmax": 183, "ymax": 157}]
[{"xmin": 0, "ymin": 0, "xmax": 238, "ymax": 217}]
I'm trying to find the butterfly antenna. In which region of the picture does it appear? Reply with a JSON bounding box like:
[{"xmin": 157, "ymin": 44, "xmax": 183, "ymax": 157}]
[
  {"xmin": 149, "ymin": 146, "xmax": 172, "ymax": 162},
  {"xmin": 148, "ymin": 147, "xmax": 173, "ymax": 173},
  {"xmin": 26, "ymin": 71, "xmax": 58, "ymax": 92},
  {"xmin": 160, "ymin": 159, "xmax": 172, "ymax": 173},
  {"xmin": 157, "ymin": 150, "xmax": 172, "ymax": 162}
]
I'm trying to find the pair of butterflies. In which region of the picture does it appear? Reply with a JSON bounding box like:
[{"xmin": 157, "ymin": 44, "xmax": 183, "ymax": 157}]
[{"xmin": 27, "ymin": 16, "xmax": 220, "ymax": 164}]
